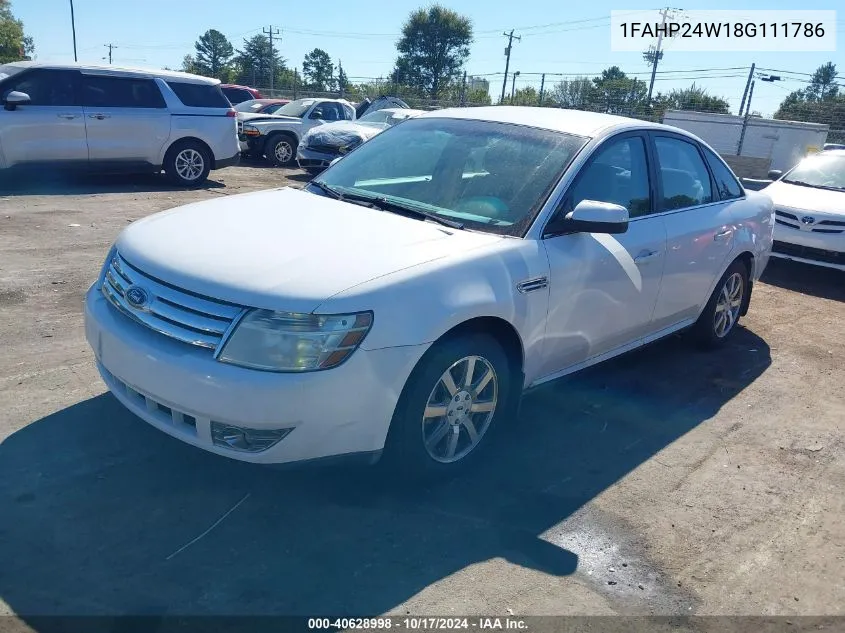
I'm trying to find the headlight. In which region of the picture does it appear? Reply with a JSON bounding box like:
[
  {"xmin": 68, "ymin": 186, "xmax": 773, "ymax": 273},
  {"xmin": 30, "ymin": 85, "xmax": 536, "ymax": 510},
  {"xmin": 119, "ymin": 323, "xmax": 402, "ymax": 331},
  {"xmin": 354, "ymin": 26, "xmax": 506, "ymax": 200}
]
[
  {"xmin": 242, "ymin": 124, "xmax": 261, "ymax": 137},
  {"xmin": 218, "ymin": 310, "xmax": 373, "ymax": 372}
]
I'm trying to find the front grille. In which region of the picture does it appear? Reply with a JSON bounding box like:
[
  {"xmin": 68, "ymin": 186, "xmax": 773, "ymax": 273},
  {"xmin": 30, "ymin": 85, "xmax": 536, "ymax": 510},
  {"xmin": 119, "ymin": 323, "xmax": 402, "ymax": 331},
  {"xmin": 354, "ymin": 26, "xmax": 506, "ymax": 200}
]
[
  {"xmin": 774, "ymin": 210, "xmax": 845, "ymax": 234},
  {"xmin": 102, "ymin": 253, "xmax": 244, "ymax": 351},
  {"xmin": 773, "ymin": 241, "xmax": 845, "ymax": 266}
]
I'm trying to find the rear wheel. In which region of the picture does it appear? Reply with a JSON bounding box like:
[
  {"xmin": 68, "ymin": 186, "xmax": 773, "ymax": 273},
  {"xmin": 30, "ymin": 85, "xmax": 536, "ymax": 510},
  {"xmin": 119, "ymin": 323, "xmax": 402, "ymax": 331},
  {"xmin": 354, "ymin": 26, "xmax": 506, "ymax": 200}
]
[
  {"xmin": 164, "ymin": 140, "xmax": 211, "ymax": 186},
  {"xmin": 692, "ymin": 260, "xmax": 749, "ymax": 348},
  {"xmin": 384, "ymin": 333, "xmax": 515, "ymax": 479},
  {"xmin": 266, "ymin": 134, "xmax": 297, "ymax": 167}
]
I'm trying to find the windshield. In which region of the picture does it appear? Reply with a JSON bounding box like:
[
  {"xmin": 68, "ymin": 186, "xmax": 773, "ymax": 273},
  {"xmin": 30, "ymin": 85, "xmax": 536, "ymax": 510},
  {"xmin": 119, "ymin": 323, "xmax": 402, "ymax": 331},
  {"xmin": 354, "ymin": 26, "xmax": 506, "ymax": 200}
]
[
  {"xmin": 234, "ymin": 100, "xmax": 263, "ymax": 112},
  {"xmin": 782, "ymin": 154, "xmax": 845, "ymax": 191},
  {"xmin": 273, "ymin": 99, "xmax": 315, "ymax": 118},
  {"xmin": 358, "ymin": 110, "xmax": 391, "ymax": 124},
  {"xmin": 310, "ymin": 117, "xmax": 588, "ymax": 236}
]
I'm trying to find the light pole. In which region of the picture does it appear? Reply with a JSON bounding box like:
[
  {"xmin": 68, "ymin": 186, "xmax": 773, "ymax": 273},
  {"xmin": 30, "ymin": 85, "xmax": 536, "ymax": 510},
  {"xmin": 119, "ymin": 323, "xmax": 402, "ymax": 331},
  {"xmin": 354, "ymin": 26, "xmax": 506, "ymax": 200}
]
[
  {"xmin": 69, "ymin": 0, "xmax": 78, "ymax": 61},
  {"xmin": 510, "ymin": 71, "xmax": 520, "ymax": 104}
]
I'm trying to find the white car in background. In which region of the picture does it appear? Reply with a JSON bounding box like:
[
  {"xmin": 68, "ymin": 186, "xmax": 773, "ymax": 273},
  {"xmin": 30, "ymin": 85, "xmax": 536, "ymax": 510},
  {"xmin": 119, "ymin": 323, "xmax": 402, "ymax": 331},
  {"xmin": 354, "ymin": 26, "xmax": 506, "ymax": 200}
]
[
  {"xmin": 0, "ymin": 62, "xmax": 239, "ymax": 186},
  {"xmin": 297, "ymin": 107, "xmax": 425, "ymax": 172},
  {"xmin": 764, "ymin": 150, "xmax": 845, "ymax": 271},
  {"xmin": 85, "ymin": 107, "xmax": 773, "ymax": 477}
]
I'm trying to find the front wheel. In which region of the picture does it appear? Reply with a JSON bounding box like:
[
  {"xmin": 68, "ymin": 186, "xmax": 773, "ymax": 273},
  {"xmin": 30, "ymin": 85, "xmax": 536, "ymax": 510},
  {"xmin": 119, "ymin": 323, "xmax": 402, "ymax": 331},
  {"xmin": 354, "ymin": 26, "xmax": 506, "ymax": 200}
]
[
  {"xmin": 164, "ymin": 141, "xmax": 211, "ymax": 186},
  {"xmin": 384, "ymin": 333, "xmax": 515, "ymax": 478},
  {"xmin": 692, "ymin": 260, "xmax": 749, "ymax": 348},
  {"xmin": 266, "ymin": 134, "xmax": 297, "ymax": 167}
]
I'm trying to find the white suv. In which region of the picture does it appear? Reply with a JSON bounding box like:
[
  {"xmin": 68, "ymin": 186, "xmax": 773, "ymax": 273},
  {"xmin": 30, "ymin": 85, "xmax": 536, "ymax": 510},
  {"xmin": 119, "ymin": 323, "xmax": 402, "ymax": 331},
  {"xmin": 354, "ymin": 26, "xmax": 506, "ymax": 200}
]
[{"xmin": 0, "ymin": 62, "xmax": 240, "ymax": 186}]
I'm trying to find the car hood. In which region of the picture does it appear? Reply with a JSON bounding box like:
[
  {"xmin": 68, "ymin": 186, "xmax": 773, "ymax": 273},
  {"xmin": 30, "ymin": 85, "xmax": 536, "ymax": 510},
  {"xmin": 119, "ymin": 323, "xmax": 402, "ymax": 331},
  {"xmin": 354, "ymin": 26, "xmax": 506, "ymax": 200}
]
[
  {"xmin": 116, "ymin": 187, "xmax": 502, "ymax": 313},
  {"xmin": 764, "ymin": 180, "xmax": 845, "ymax": 216},
  {"xmin": 304, "ymin": 121, "xmax": 385, "ymax": 146},
  {"xmin": 239, "ymin": 113, "xmax": 303, "ymax": 125}
]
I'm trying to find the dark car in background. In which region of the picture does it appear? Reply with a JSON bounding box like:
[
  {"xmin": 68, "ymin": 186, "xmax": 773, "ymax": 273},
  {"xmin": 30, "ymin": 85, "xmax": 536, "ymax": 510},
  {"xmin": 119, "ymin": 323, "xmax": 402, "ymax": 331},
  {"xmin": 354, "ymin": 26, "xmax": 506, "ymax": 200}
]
[{"xmin": 221, "ymin": 84, "xmax": 263, "ymax": 104}]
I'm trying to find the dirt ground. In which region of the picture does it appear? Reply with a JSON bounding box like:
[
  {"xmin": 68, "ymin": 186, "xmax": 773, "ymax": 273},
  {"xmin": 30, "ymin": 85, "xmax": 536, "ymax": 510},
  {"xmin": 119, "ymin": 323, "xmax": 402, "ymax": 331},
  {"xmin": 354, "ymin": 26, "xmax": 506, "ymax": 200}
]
[{"xmin": 0, "ymin": 164, "xmax": 843, "ymax": 624}]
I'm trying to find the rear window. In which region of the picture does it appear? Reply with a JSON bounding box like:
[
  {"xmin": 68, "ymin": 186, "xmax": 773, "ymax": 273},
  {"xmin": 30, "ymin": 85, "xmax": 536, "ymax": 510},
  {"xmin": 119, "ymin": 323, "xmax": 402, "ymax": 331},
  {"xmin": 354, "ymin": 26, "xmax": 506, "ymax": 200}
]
[
  {"xmin": 166, "ymin": 81, "xmax": 230, "ymax": 108},
  {"xmin": 221, "ymin": 87, "xmax": 252, "ymax": 104}
]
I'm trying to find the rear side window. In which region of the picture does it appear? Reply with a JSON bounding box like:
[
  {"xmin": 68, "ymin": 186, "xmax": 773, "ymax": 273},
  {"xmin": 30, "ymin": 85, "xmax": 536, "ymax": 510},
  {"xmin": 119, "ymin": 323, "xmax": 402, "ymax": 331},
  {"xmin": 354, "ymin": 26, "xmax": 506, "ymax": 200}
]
[
  {"xmin": 82, "ymin": 76, "xmax": 165, "ymax": 108},
  {"xmin": 167, "ymin": 81, "xmax": 230, "ymax": 108},
  {"xmin": 654, "ymin": 136, "xmax": 714, "ymax": 210},
  {"xmin": 702, "ymin": 147, "xmax": 744, "ymax": 200}
]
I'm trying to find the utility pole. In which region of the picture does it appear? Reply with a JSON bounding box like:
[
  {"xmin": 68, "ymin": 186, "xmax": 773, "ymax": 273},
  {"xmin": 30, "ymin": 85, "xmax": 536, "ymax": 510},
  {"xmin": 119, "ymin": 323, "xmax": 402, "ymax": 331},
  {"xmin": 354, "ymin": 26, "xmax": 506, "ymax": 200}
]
[
  {"xmin": 647, "ymin": 7, "xmax": 676, "ymax": 102},
  {"xmin": 738, "ymin": 63, "xmax": 756, "ymax": 117},
  {"xmin": 501, "ymin": 29, "xmax": 521, "ymax": 104},
  {"xmin": 510, "ymin": 71, "xmax": 520, "ymax": 104},
  {"xmin": 460, "ymin": 71, "xmax": 467, "ymax": 106},
  {"xmin": 103, "ymin": 43, "xmax": 117, "ymax": 64},
  {"xmin": 69, "ymin": 0, "xmax": 78, "ymax": 62},
  {"xmin": 338, "ymin": 59, "xmax": 344, "ymax": 98},
  {"xmin": 737, "ymin": 80, "xmax": 755, "ymax": 156},
  {"xmin": 263, "ymin": 25, "xmax": 280, "ymax": 93},
  {"xmin": 293, "ymin": 67, "xmax": 298, "ymax": 99},
  {"xmin": 538, "ymin": 73, "xmax": 546, "ymax": 106}
]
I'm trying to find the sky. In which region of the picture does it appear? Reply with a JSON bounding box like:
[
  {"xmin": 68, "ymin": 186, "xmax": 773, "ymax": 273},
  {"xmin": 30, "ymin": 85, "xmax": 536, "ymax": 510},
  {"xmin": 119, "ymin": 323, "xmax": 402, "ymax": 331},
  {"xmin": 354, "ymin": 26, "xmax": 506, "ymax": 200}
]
[{"xmin": 11, "ymin": 0, "xmax": 844, "ymax": 117}]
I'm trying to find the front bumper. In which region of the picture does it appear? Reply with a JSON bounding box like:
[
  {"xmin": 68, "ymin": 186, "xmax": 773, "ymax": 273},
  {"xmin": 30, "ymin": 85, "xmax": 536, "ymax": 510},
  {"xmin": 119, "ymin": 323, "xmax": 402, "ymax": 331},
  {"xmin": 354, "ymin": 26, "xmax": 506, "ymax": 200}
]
[
  {"xmin": 772, "ymin": 222, "xmax": 845, "ymax": 270},
  {"xmin": 297, "ymin": 146, "xmax": 340, "ymax": 170},
  {"xmin": 238, "ymin": 136, "xmax": 264, "ymax": 155},
  {"xmin": 84, "ymin": 285, "xmax": 428, "ymax": 465}
]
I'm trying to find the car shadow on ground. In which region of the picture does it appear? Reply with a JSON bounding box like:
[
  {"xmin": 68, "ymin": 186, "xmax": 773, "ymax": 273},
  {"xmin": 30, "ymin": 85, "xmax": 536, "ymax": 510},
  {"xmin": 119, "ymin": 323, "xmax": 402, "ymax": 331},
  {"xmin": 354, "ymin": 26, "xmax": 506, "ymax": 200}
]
[
  {"xmin": 0, "ymin": 329, "xmax": 771, "ymax": 620},
  {"xmin": 0, "ymin": 172, "xmax": 226, "ymax": 196},
  {"xmin": 761, "ymin": 258, "xmax": 844, "ymax": 303}
]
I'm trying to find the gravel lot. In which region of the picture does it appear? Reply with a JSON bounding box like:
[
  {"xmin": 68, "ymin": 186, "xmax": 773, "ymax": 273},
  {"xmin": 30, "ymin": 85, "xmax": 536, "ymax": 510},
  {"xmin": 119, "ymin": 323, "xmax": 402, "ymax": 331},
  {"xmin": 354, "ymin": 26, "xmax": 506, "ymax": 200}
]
[{"xmin": 1, "ymin": 164, "xmax": 843, "ymax": 620}]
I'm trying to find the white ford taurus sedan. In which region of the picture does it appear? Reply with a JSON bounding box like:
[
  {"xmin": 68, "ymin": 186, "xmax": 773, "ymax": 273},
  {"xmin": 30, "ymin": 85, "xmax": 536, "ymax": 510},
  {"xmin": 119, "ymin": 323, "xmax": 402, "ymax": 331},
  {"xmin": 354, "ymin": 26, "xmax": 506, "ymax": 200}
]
[{"xmin": 84, "ymin": 107, "xmax": 774, "ymax": 476}]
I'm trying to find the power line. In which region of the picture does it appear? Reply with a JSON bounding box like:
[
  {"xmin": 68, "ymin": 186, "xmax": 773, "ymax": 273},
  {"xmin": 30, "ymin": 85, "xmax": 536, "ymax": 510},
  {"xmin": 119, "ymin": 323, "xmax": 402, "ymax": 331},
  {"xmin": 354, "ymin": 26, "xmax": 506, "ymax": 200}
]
[{"xmin": 103, "ymin": 43, "xmax": 117, "ymax": 64}]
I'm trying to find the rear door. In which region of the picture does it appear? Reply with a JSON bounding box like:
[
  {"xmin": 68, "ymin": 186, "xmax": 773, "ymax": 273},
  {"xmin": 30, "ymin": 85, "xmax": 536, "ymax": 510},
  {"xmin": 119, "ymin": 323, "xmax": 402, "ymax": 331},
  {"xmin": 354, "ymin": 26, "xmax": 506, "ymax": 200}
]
[
  {"xmin": 0, "ymin": 68, "xmax": 87, "ymax": 167},
  {"xmin": 81, "ymin": 74, "xmax": 171, "ymax": 166},
  {"xmin": 649, "ymin": 133, "xmax": 738, "ymax": 330}
]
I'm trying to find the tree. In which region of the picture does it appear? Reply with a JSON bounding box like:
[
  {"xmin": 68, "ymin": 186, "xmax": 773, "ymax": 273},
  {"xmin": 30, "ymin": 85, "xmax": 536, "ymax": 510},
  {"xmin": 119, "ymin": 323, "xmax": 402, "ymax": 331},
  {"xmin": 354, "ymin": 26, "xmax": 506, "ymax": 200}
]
[
  {"xmin": 234, "ymin": 34, "xmax": 286, "ymax": 89},
  {"xmin": 511, "ymin": 86, "xmax": 538, "ymax": 106},
  {"xmin": 653, "ymin": 83, "xmax": 730, "ymax": 118},
  {"xmin": 592, "ymin": 66, "xmax": 648, "ymax": 115},
  {"xmin": 193, "ymin": 29, "xmax": 234, "ymax": 79},
  {"xmin": 390, "ymin": 5, "xmax": 472, "ymax": 99},
  {"xmin": 774, "ymin": 62, "xmax": 844, "ymax": 141},
  {"xmin": 549, "ymin": 78, "xmax": 597, "ymax": 110},
  {"xmin": 0, "ymin": 0, "xmax": 34, "ymax": 63},
  {"xmin": 302, "ymin": 48, "xmax": 334, "ymax": 92},
  {"xmin": 337, "ymin": 63, "xmax": 349, "ymax": 95},
  {"xmin": 180, "ymin": 55, "xmax": 198, "ymax": 74}
]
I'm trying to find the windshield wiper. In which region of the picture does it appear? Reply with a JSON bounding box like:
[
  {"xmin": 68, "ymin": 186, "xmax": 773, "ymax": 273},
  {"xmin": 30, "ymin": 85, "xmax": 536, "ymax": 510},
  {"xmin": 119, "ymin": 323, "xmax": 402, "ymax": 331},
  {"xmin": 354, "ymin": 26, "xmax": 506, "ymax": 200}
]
[
  {"xmin": 336, "ymin": 190, "xmax": 464, "ymax": 230},
  {"xmin": 310, "ymin": 180, "xmax": 344, "ymax": 200},
  {"xmin": 783, "ymin": 179, "xmax": 819, "ymax": 188}
]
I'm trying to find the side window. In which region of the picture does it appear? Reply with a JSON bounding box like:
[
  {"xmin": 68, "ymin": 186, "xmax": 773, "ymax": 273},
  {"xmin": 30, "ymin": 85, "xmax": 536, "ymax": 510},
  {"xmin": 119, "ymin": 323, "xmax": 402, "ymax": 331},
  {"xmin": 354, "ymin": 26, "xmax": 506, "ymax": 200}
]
[
  {"xmin": 168, "ymin": 82, "xmax": 230, "ymax": 108},
  {"xmin": 654, "ymin": 137, "xmax": 714, "ymax": 210},
  {"xmin": 569, "ymin": 136, "xmax": 651, "ymax": 217},
  {"xmin": 342, "ymin": 104, "xmax": 355, "ymax": 120},
  {"xmin": 702, "ymin": 146, "xmax": 743, "ymax": 200},
  {"xmin": 82, "ymin": 76, "xmax": 165, "ymax": 108},
  {"xmin": 316, "ymin": 102, "xmax": 342, "ymax": 121},
  {"xmin": 2, "ymin": 69, "xmax": 78, "ymax": 106}
]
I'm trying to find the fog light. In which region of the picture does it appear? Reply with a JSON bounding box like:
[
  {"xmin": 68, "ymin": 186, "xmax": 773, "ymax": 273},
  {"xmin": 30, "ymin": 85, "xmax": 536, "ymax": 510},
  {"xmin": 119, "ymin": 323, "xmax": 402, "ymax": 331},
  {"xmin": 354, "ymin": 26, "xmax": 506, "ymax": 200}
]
[{"xmin": 211, "ymin": 422, "xmax": 293, "ymax": 453}]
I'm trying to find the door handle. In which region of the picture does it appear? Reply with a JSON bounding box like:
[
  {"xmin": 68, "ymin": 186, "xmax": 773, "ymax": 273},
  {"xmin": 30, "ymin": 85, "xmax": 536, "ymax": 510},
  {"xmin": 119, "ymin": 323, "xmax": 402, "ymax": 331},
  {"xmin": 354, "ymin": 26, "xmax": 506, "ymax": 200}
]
[
  {"xmin": 57, "ymin": 113, "xmax": 78, "ymax": 119},
  {"xmin": 714, "ymin": 228, "xmax": 733, "ymax": 241},
  {"xmin": 88, "ymin": 113, "xmax": 110, "ymax": 120},
  {"xmin": 634, "ymin": 249, "xmax": 660, "ymax": 264}
]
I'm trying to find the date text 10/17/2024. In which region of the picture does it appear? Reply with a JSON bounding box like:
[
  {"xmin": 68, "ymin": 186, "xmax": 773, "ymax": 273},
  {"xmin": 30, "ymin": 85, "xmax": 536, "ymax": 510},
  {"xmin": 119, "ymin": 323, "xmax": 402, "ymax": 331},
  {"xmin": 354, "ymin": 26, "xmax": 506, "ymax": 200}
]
[{"xmin": 308, "ymin": 618, "xmax": 529, "ymax": 630}]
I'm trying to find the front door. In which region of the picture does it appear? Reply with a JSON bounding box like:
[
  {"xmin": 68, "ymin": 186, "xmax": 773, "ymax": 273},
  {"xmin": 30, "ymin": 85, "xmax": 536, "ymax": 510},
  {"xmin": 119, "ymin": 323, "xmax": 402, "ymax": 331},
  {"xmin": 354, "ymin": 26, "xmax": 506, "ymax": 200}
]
[
  {"xmin": 0, "ymin": 68, "xmax": 87, "ymax": 167},
  {"xmin": 539, "ymin": 133, "xmax": 667, "ymax": 377},
  {"xmin": 81, "ymin": 74, "xmax": 171, "ymax": 165}
]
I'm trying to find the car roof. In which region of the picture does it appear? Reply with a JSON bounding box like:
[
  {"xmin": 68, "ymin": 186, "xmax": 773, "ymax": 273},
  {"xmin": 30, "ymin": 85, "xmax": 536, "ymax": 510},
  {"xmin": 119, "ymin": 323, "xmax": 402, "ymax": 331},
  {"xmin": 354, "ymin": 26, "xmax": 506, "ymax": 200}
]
[
  {"xmin": 2, "ymin": 61, "xmax": 217, "ymax": 85},
  {"xmin": 417, "ymin": 106, "xmax": 669, "ymax": 138}
]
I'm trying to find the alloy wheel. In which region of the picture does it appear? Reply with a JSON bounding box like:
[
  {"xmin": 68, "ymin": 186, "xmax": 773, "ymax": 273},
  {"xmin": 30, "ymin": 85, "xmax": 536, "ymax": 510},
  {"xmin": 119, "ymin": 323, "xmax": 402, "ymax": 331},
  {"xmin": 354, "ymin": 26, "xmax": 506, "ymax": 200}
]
[
  {"xmin": 174, "ymin": 149, "xmax": 205, "ymax": 182},
  {"xmin": 714, "ymin": 272, "xmax": 744, "ymax": 338}
]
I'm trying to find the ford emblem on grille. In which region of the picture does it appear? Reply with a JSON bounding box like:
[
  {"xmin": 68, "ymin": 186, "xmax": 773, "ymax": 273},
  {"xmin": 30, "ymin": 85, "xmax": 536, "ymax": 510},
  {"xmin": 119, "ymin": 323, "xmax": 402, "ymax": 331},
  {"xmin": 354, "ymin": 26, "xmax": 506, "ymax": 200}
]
[
  {"xmin": 801, "ymin": 216, "xmax": 816, "ymax": 225},
  {"xmin": 125, "ymin": 285, "xmax": 150, "ymax": 309}
]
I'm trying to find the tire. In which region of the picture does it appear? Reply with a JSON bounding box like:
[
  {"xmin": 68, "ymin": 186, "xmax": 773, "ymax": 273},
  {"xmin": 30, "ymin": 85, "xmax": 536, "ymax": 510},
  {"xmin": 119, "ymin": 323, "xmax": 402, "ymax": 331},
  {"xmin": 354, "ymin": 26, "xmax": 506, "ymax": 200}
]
[
  {"xmin": 163, "ymin": 140, "xmax": 211, "ymax": 186},
  {"xmin": 691, "ymin": 260, "xmax": 749, "ymax": 348},
  {"xmin": 266, "ymin": 134, "xmax": 297, "ymax": 167},
  {"xmin": 383, "ymin": 333, "xmax": 515, "ymax": 480}
]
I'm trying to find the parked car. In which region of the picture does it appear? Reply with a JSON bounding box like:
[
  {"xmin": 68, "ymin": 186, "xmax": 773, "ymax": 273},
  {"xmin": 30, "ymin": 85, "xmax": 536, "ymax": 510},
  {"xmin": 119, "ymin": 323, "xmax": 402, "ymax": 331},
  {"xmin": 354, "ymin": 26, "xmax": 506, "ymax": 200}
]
[
  {"xmin": 238, "ymin": 97, "xmax": 356, "ymax": 166},
  {"xmin": 0, "ymin": 62, "xmax": 239, "ymax": 186},
  {"xmin": 297, "ymin": 107, "xmax": 425, "ymax": 172},
  {"xmin": 762, "ymin": 149, "xmax": 845, "ymax": 271},
  {"xmin": 220, "ymin": 84, "xmax": 263, "ymax": 104},
  {"xmin": 234, "ymin": 98, "xmax": 291, "ymax": 117},
  {"xmin": 84, "ymin": 107, "xmax": 773, "ymax": 477}
]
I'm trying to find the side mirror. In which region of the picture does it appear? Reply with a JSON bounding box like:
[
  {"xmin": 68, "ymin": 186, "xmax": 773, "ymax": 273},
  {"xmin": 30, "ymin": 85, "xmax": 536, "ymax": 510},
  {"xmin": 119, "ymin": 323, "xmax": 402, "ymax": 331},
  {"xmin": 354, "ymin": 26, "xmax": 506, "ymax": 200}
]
[
  {"xmin": 767, "ymin": 169, "xmax": 783, "ymax": 181},
  {"xmin": 3, "ymin": 90, "xmax": 30, "ymax": 110},
  {"xmin": 545, "ymin": 199, "xmax": 629, "ymax": 237},
  {"xmin": 309, "ymin": 109, "xmax": 324, "ymax": 120}
]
